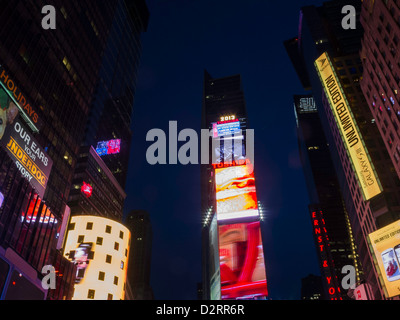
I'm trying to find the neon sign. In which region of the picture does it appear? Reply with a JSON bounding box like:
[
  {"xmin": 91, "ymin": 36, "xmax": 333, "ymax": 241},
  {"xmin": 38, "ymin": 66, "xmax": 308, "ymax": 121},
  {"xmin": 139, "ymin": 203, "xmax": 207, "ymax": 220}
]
[
  {"xmin": 311, "ymin": 209, "xmax": 342, "ymax": 300},
  {"xmin": 81, "ymin": 182, "xmax": 92, "ymax": 198},
  {"xmin": 95, "ymin": 139, "xmax": 121, "ymax": 156}
]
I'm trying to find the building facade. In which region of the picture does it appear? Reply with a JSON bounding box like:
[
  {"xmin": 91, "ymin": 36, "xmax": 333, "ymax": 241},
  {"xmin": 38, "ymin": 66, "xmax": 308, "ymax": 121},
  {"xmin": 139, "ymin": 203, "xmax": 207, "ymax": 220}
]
[
  {"xmin": 201, "ymin": 71, "xmax": 268, "ymax": 300},
  {"xmin": 294, "ymin": 95, "xmax": 361, "ymax": 299},
  {"xmin": 63, "ymin": 215, "xmax": 130, "ymax": 300},
  {"xmin": 124, "ymin": 210, "xmax": 153, "ymax": 300},
  {"xmin": 0, "ymin": 0, "xmax": 123, "ymax": 299},
  {"xmin": 286, "ymin": 0, "xmax": 400, "ymax": 299}
]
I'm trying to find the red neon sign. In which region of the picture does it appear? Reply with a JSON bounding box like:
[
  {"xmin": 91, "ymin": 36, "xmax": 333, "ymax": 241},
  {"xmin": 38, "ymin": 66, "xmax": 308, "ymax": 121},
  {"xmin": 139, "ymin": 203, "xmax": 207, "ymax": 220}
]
[
  {"xmin": 311, "ymin": 210, "xmax": 342, "ymax": 300},
  {"xmin": 81, "ymin": 182, "xmax": 92, "ymax": 198}
]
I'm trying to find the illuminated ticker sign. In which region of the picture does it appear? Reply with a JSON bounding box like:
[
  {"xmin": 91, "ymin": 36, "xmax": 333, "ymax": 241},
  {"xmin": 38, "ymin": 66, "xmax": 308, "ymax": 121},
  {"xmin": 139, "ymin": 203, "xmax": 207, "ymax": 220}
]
[
  {"xmin": 315, "ymin": 52, "xmax": 382, "ymax": 201},
  {"xmin": 95, "ymin": 139, "xmax": 121, "ymax": 156}
]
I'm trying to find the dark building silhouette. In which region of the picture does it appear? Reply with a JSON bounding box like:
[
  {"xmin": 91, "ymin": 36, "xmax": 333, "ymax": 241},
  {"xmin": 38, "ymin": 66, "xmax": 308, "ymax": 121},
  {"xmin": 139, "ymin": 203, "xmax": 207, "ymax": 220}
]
[
  {"xmin": 294, "ymin": 95, "xmax": 361, "ymax": 300},
  {"xmin": 301, "ymin": 274, "xmax": 324, "ymax": 300},
  {"xmin": 124, "ymin": 210, "xmax": 153, "ymax": 300}
]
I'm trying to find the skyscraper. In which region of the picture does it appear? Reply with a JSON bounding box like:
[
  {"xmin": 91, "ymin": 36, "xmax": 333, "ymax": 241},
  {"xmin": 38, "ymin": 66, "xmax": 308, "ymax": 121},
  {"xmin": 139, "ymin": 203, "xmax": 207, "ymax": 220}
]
[
  {"xmin": 201, "ymin": 71, "xmax": 268, "ymax": 300},
  {"xmin": 62, "ymin": 0, "xmax": 149, "ymax": 300},
  {"xmin": 359, "ymin": 0, "xmax": 400, "ymax": 299},
  {"xmin": 286, "ymin": 0, "xmax": 400, "ymax": 299},
  {"xmin": 294, "ymin": 94, "xmax": 361, "ymax": 299},
  {"xmin": 360, "ymin": 0, "xmax": 400, "ymax": 181},
  {"xmin": 124, "ymin": 210, "xmax": 154, "ymax": 300},
  {"xmin": 0, "ymin": 0, "xmax": 122, "ymax": 299},
  {"xmin": 0, "ymin": 0, "xmax": 149, "ymax": 300}
]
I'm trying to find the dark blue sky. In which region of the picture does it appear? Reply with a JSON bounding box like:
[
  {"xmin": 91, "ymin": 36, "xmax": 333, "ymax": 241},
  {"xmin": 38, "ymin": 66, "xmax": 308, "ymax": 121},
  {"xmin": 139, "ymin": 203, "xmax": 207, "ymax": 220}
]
[{"xmin": 124, "ymin": 0, "xmax": 327, "ymax": 300}]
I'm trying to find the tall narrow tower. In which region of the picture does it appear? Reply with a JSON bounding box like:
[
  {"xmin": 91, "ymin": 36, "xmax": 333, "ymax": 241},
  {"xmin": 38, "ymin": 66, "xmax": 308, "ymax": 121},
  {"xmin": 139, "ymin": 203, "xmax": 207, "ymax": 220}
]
[{"xmin": 201, "ymin": 71, "xmax": 268, "ymax": 300}]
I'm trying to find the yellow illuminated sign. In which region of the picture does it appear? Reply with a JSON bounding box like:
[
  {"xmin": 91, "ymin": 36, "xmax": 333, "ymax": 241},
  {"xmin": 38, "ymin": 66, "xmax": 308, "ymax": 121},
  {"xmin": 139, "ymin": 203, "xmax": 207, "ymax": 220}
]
[
  {"xmin": 368, "ymin": 220, "xmax": 400, "ymax": 298},
  {"xmin": 315, "ymin": 52, "xmax": 382, "ymax": 201}
]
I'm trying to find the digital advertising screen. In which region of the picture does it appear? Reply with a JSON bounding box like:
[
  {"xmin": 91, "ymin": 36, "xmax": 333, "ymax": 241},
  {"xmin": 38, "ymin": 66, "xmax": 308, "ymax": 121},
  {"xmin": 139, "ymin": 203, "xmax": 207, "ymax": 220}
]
[
  {"xmin": 218, "ymin": 221, "xmax": 268, "ymax": 300},
  {"xmin": 212, "ymin": 119, "xmax": 241, "ymax": 138},
  {"xmin": 95, "ymin": 139, "xmax": 121, "ymax": 156},
  {"xmin": 0, "ymin": 115, "xmax": 53, "ymax": 199},
  {"xmin": 215, "ymin": 164, "xmax": 259, "ymax": 221},
  {"xmin": 368, "ymin": 219, "xmax": 400, "ymax": 298}
]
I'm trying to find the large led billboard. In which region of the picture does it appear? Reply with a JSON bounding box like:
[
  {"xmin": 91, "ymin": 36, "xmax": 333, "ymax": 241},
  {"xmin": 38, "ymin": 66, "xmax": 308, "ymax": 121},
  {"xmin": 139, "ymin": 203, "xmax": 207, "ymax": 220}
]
[
  {"xmin": 315, "ymin": 52, "xmax": 382, "ymax": 201},
  {"xmin": 212, "ymin": 119, "xmax": 241, "ymax": 138},
  {"xmin": 218, "ymin": 221, "xmax": 268, "ymax": 299},
  {"xmin": 368, "ymin": 220, "xmax": 400, "ymax": 298},
  {"xmin": 95, "ymin": 139, "xmax": 121, "ymax": 156},
  {"xmin": 0, "ymin": 109, "xmax": 53, "ymax": 199},
  {"xmin": 215, "ymin": 163, "xmax": 259, "ymax": 221},
  {"xmin": 0, "ymin": 65, "xmax": 41, "ymax": 132}
]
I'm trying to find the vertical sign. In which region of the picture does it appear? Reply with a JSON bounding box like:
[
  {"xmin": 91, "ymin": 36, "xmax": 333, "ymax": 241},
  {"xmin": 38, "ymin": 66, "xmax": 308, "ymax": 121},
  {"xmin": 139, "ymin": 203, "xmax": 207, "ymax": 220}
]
[{"xmin": 315, "ymin": 52, "xmax": 382, "ymax": 201}]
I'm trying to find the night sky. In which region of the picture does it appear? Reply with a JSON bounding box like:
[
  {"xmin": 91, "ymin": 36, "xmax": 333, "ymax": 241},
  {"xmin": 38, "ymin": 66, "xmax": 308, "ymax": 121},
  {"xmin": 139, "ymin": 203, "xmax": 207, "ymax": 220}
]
[{"xmin": 123, "ymin": 0, "xmax": 327, "ymax": 300}]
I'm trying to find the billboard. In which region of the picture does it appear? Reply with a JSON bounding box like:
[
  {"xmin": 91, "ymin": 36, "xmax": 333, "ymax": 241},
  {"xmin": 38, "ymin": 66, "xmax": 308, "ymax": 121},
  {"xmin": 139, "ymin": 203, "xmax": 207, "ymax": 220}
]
[
  {"xmin": 95, "ymin": 139, "xmax": 121, "ymax": 156},
  {"xmin": 215, "ymin": 163, "xmax": 259, "ymax": 221},
  {"xmin": 368, "ymin": 220, "xmax": 400, "ymax": 298},
  {"xmin": 218, "ymin": 222, "xmax": 268, "ymax": 299},
  {"xmin": 0, "ymin": 65, "xmax": 41, "ymax": 132},
  {"xmin": 212, "ymin": 119, "xmax": 241, "ymax": 138},
  {"xmin": 0, "ymin": 116, "xmax": 52, "ymax": 199},
  {"xmin": 315, "ymin": 52, "xmax": 382, "ymax": 201}
]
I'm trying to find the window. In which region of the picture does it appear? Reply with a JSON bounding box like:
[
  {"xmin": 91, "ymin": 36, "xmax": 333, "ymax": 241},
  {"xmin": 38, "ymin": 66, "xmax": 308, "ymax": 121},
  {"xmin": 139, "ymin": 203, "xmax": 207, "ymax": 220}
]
[
  {"xmin": 87, "ymin": 289, "xmax": 95, "ymax": 299},
  {"xmin": 105, "ymin": 225, "xmax": 112, "ymax": 234},
  {"xmin": 98, "ymin": 271, "xmax": 105, "ymax": 281},
  {"xmin": 119, "ymin": 231, "xmax": 124, "ymax": 239},
  {"xmin": 68, "ymin": 223, "xmax": 75, "ymax": 230},
  {"xmin": 107, "ymin": 294, "xmax": 113, "ymax": 300},
  {"xmin": 106, "ymin": 255, "xmax": 112, "ymax": 263},
  {"xmin": 114, "ymin": 276, "xmax": 119, "ymax": 285},
  {"xmin": 120, "ymin": 261, "xmax": 124, "ymax": 270},
  {"xmin": 77, "ymin": 235, "xmax": 84, "ymax": 243},
  {"xmin": 96, "ymin": 237, "xmax": 103, "ymax": 245},
  {"xmin": 86, "ymin": 222, "xmax": 93, "ymax": 230},
  {"xmin": 114, "ymin": 242, "xmax": 119, "ymax": 251}
]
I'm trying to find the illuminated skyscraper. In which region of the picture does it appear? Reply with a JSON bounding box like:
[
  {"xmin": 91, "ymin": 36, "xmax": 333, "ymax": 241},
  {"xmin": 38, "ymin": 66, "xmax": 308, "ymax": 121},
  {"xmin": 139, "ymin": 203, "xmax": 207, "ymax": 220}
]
[
  {"xmin": 286, "ymin": 0, "xmax": 400, "ymax": 299},
  {"xmin": 0, "ymin": 0, "xmax": 148, "ymax": 300},
  {"xmin": 201, "ymin": 71, "xmax": 268, "ymax": 300},
  {"xmin": 0, "ymin": 0, "xmax": 123, "ymax": 300}
]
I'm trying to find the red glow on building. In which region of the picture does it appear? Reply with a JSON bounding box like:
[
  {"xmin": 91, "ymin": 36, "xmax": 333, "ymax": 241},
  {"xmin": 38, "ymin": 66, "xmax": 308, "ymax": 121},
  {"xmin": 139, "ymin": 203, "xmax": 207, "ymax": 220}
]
[{"xmin": 81, "ymin": 182, "xmax": 93, "ymax": 198}]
